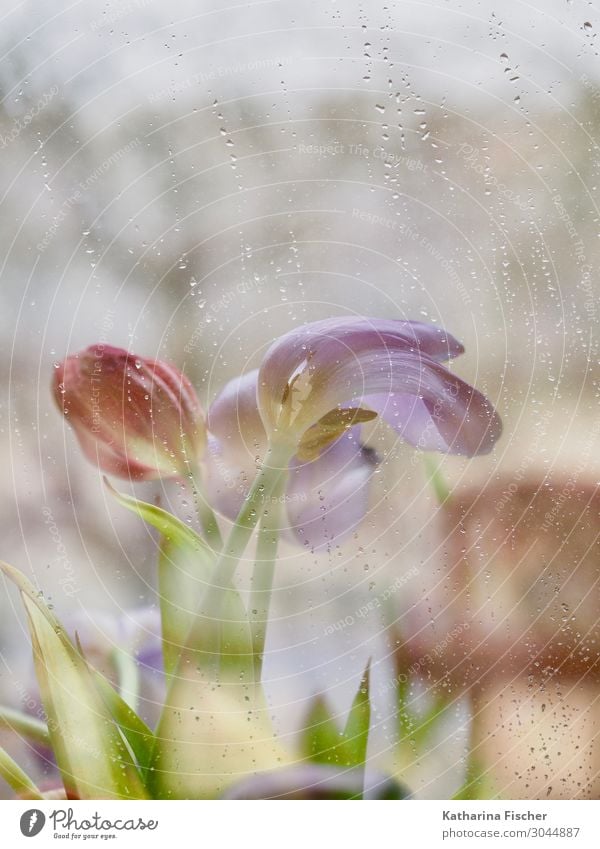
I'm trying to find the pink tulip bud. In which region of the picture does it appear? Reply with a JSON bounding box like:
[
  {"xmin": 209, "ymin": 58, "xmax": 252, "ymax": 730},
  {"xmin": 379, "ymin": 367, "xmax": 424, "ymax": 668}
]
[{"xmin": 53, "ymin": 345, "xmax": 206, "ymax": 480}]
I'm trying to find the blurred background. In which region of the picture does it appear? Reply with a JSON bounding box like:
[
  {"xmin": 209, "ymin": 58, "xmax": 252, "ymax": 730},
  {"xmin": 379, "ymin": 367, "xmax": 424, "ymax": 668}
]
[{"xmin": 0, "ymin": 0, "xmax": 598, "ymax": 799}]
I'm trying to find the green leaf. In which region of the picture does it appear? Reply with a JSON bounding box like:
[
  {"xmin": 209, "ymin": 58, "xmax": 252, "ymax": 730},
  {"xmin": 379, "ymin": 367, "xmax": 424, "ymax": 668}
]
[
  {"xmin": 452, "ymin": 706, "xmax": 495, "ymax": 800},
  {"xmin": 104, "ymin": 478, "xmax": 207, "ymax": 550},
  {"xmin": 158, "ymin": 535, "xmax": 212, "ymax": 675},
  {"xmin": 86, "ymin": 652, "xmax": 155, "ymax": 772},
  {"xmin": 149, "ymin": 674, "xmax": 290, "ymax": 799},
  {"xmin": 386, "ymin": 626, "xmax": 420, "ymax": 739},
  {"xmin": 300, "ymin": 661, "xmax": 372, "ymax": 774},
  {"xmin": 0, "ymin": 744, "xmax": 44, "ymax": 799},
  {"xmin": 105, "ymin": 482, "xmax": 261, "ymax": 671},
  {"xmin": 106, "ymin": 480, "xmax": 251, "ymax": 676},
  {"xmin": 396, "ymin": 681, "xmax": 416, "ymax": 739},
  {"xmin": 105, "ymin": 483, "xmax": 291, "ymax": 798},
  {"xmin": 300, "ymin": 696, "xmax": 344, "ymax": 765},
  {"xmin": 0, "ymin": 560, "xmax": 148, "ymax": 800},
  {"xmin": 148, "ymin": 582, "xmax": 279, "ymax": 799},
  {"xmin": 409, "ymin": 692, "xmax": 450, "ymax": 747},
  {"xmin": 148, "ymin": 539, "xmax": 287, "ymax": 799},
  {"xmin": 341, "ymin": 660, "xmax": 371, "ymax": 768},
  {"xmin": 105, "ymin": 479, "xmax": 215, "ymax": 675},
  {"xmin": 26, "ymin": 601, "xmax": 147, "ymax": 799},
  {"xmin": 110, "ymin": 645, "xmax": 140, "ymax": 711},
  {"xmin": 422, "ymin": 454, "xmax": 451, "ymax": 505},
  {"xmin": 0, "ymin": 706, "xmax": 50, "ymax": 747},
  {"xmin": 452, "ymin": 753, "xmax": 490, "ymax": 800}
]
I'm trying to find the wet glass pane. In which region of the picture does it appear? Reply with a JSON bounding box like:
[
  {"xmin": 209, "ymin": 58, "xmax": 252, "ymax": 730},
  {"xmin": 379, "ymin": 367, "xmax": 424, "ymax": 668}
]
[{"xmin": 0, "ymin": 0, "xmax": 597, "ymax": 807}]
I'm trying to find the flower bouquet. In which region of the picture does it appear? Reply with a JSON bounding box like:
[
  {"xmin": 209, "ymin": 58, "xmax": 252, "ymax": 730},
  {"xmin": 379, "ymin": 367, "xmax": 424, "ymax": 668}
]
[{"xmin": 0, "ymin": 317, "xmax": 501, "ymax": 800}]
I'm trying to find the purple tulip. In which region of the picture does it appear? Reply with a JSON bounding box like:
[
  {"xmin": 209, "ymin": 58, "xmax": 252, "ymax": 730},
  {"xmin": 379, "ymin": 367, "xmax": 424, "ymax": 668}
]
[
  {"xmin": 257, "ymin": 317, "xmax": 502, "ymax": 456},
  {"xmin": 204, "ymin": 318, "xmax": 501, "ymax": 548},
  {"xmin": 204, "ymin": 370, "xmax": 378, "ymax": 549}
]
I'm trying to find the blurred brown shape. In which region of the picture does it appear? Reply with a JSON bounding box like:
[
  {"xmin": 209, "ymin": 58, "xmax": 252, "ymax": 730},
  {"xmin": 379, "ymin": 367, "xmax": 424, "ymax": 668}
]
[
  {"xmin": 394, "ymin": 476, "xmax": 599, "ymax": 798},
  {"xmin": 18, "ymin": 784, "xmax": 70, "ymax": 800},
  {"xmin": 443, "ymin": 477, "xmax": 599, "ymax": 687}
]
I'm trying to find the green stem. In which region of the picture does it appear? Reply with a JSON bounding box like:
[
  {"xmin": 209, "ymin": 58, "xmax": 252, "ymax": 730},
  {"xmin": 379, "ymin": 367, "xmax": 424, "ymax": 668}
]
[
  {"xmin": 422, "ymin": 454, "xmax": 451, "ymax": 505},
  {"xmin": 452, "ymin": 695, "xmax": 493, "ymax": 800},
  {"xmin": 0, "ymin": 744, "xmax": 44, "ymax": 799},
  {"xmin": 196, "ymin": 501, "xmax": 222, "ymax": 548},
  {"xmin": 0, "ymin": 707, "xmax": 50, "ymax": 747},
  {"xmin": 202, "ymin": 442, "xmax": 292, "ymax": 609},
  {"xmin": 249, "ymin": 477, "xmax": 284, "ymax": 679},
  {"xmin": 188, "ymin": 463, "xmax": 223, "ymax": 549},
  {"xmin": 197, "ymin": 441, "xmax": 291, "ymax": 671}
]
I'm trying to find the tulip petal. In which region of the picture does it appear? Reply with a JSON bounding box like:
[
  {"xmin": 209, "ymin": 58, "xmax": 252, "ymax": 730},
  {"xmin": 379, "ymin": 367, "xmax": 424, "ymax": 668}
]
[
  {"xmin": 206, "ymin": 373, "xmax": 379, "ymax": 546},
  {"xmin": 203, "ymin": 436, "xmax": 250, "ymax": 521},
  {"xmin": 208, "ymin": 369, "xmax": 265, "ymax": 452},
  {"xmin": 257, "ymin": 318, "xmax": 501, "ymax": 456},
  {"xmin": 360, "ymin": 358, "xmax": 502, "ymax": 456},
  {"xmin": 285, "ymin": 430, "xmax": 378, "ymax": 549},
  {"xmin": 75, "ymin": 427, "xmax": 163, "ymax": 479},
  {"xmin": 53, "ymin": 346, "xmax": 205, "ymax": 480},
  {"xmin": 365, "ymin": 393, "xmax": 449, "ymax": 452},
  {"xmin": 204, "ymin": 370, "xmax": 267, "ymax": 518},
  {"xmin": 363, "ymin": 362, "xmax": 501, "ymax": 456}
]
